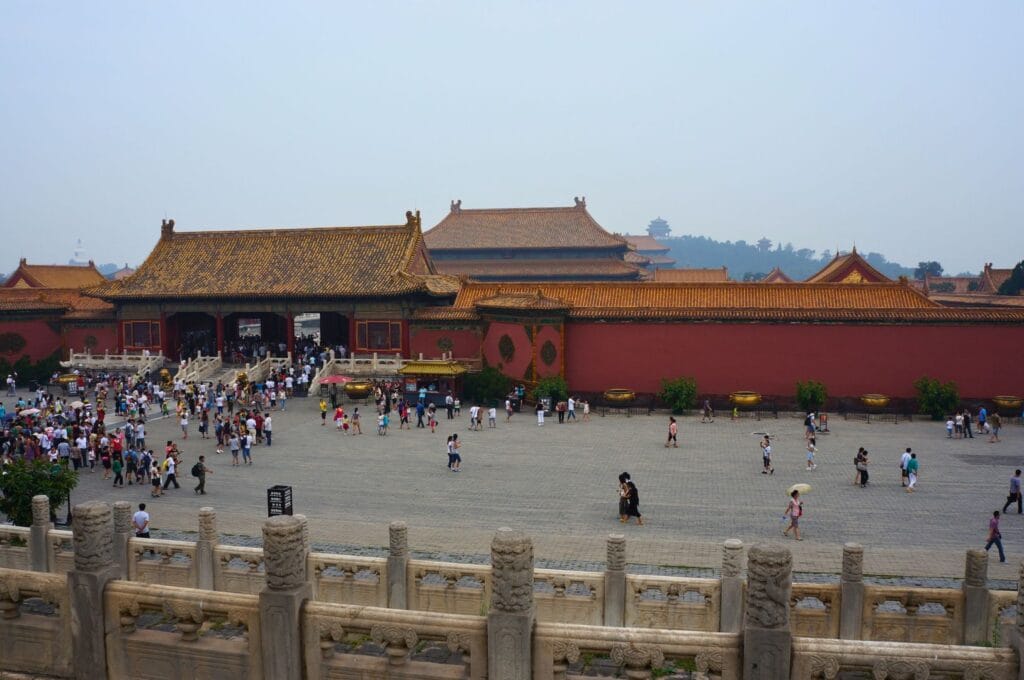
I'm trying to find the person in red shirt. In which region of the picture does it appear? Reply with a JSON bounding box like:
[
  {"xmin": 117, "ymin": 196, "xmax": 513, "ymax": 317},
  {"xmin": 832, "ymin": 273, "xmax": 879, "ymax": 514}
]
[{"xmin": 665, "ymin": 417, "xmax": 678, "ymax": 448}]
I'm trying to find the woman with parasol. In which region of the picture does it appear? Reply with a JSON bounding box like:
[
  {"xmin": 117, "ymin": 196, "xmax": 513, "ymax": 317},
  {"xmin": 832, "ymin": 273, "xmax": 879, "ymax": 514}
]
[{"xmin": 783, "ymin": 484, "xmax": 810, "ymax": 540}]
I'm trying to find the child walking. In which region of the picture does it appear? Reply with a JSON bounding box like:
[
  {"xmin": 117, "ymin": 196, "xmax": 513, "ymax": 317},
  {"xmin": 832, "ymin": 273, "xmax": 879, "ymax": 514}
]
[{"xmin": 783, "ymin": 490, "xmax": 803, "ymax": 540}]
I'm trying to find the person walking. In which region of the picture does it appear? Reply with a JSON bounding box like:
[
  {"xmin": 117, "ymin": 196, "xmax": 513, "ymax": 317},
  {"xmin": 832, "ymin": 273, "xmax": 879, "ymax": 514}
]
[
  {"xmin": 964, "ymin": 410, "xmax": 975, "ymax": 439},
  {"xmin": 1003, "ymin": 469, "xmax": 1022, "ymax": 514},
  {"xmin": 989, "ymin": 413, "xmax": 1002, "ymax": 443},
  {"xmin": 900, "ymin": 448, "xmax": 912, "ymax": 486},
  {"xmin": 449, "ymin": 433, "xmax": 461, "ymax": 472},
  {"xmin": 536, "ymin": 401, "xmax": 545, "ymax": 426},
  {"xmin": 132, "ymin": 503, "xmax": 151, "ymax": 538},
  {"xmin": 985, "ymin": 510, "xmax": 1007, "ymax": 563},
  {"xmin": 620, "ymin": 477, "xmax": 643, "ymax": 525},
  {"xmin": 857, "ymin": 449, "xmax": 870, "ymax": 487},
  {"xmin": 192, "ymin": 455, "xmax": 212, "ymax": 495},
  {"xmin": 505, "ymin": 397, "xmax": 513, "ymax": 423},
  {"xmin": 112, "ymin": 454, "xmax": 124, "ymax": 488},
  {"xmin": 149, "ymin": 460, "xmax": 162, "ymax": 497},
  {"xmin": 805, "ymin": 442, "xmax": 817, "ymax": 470},
  {"xmin": 760, "ymin": 435, "xmax": 774, "ymax": 475},
  {"xmin": 665, "ymin": 417, "xmax": 678, "ymax": 448},
  {"xmin": 319, "ymin": 398, "xmax": 328, "ymax": 426},
  {"xmin": 618, "ymin": 472, "xmax": 631, "ymax": 518},
  {"xmin": 445, "ymin": 393, "xmax": 454, "ymax": 420},
  {"xmin": 906, "ymin": 453, "xmax": 920, "ymax": 492},
  {"xmin": 263, "ymin": 415, "xmax": 272, "ymax": 446},
  {"xmin": 162, "ymin": 454, "xmax": 180, "ymax": 490},
  {"xmin": 783, "ymin": 490, "xmax": 803, "ymax": 540},
  {"xmin": 351, "ymin": 407, "xmax": 362, "ymax": 434},
  {"xmin": 416, "ymin": 401, "xmax": 426, "ymax": 428}
]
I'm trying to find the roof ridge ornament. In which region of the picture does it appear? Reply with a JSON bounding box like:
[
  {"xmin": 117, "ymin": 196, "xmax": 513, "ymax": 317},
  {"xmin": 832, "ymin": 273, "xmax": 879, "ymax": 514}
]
[
  {"xmin": 405, "ymin": 210, "xmax": 421, "ymax": 228},
  {"xmin": 450, "ymin": 199, "xmax": 462, "ymax": 214},
  {"xmin": 161, "ymin": 219, "xmax": 175, "ymax": 237},
  {"xmin": 574, "ymin": 196, "xmax": 586, "ymax": 209}
]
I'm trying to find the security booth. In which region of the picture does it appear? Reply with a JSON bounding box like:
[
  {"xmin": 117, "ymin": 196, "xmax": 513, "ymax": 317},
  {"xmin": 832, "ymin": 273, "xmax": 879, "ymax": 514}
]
[{"xmin": 397, "ymin": 360, "xmax": 468, "ymax": 406}]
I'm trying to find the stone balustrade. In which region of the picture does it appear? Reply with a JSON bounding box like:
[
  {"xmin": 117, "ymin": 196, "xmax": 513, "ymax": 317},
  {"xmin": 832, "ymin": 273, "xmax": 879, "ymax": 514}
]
[{"xmin": 2, "ymin": 503, "xmax": 1024, "ymax": 679}]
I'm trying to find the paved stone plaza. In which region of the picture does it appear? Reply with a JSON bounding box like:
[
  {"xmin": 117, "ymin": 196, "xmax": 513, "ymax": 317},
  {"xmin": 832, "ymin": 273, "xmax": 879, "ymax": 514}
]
[{"xmin": 61, "ymin": 395, "xmax": 1023, "ymax": 580}]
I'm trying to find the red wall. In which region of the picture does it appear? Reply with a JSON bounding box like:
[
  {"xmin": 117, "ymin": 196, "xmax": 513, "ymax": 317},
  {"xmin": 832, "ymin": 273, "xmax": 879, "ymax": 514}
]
[
  {"xmin": 64, "ymin": 324, "xmax": 118, "ymax": 356},
  {"xmin": 535, "ymin": 324, "xmax": 563, "ymax": 378},
  {"xmin": 565, "ymin": 322, "xmax": 1024, "ymax": 398},
  {"xmin": 0, "ymin": 319, "xmax": 62, "ymax": 362},
  {"xmin": 409, "ymin": 327, "xmax": 481, "ymax": 359},
  {"xmin": 482, "ymin": 321, "xmax": 533, "ymax": 379}
]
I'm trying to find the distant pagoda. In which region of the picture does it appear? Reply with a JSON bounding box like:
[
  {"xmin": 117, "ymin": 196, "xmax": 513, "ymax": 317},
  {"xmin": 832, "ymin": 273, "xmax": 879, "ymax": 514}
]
[{"xmin": 647, "ymin": 217, "xmax": 671, "ymax": 238}]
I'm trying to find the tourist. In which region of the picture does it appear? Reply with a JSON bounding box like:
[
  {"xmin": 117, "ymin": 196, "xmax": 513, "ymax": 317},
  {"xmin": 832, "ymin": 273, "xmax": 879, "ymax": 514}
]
[
  {"xmin": 505, "ymin": 396, "xmax": 513, "ymax": 423},
  {"xmin": 536, "ymin": 401, "xmax": 545, "ymax": 426},
  {"xmin": 162, "ymin": 454, "xmax": 180, "ymax": 489},
  {"xmin": 852, "ymin": 448, "xmax": 864, "ymax": 486},
  {"xmin": 906, "ymin": 453, "xmax": 920, "ymax": 492},
  {"xmin": 242, "ymin": 430, "xmax": 254, "ymax": 465},
  {"xmin": 857, "ymin": 449, "xmax": 870, "ymax": 487},
  {"xmin": 468, "ymin": 404, "xmax": 478, "ymax": 430},
  {"xmin": 804, "ymin": 413, "xmax": 816, "ymax": 440},
  {"xmin": 582, "ymin": 399, "xmax": 590, "ymax": 422},
  {"xmin": 449, "ymin": 433, "xmax": 461, "ymax": 472},
  {"xmin": 985, "ymin": 510, "xmax": 1006, "ymax": 563},
  {"xmin": 900, "ymin": 448, "xmax": 912, "ymax": 487},
  {"xmin": 487, "ymin": 406, "xmax": 497, "ymax": 428},
  {"xmin": 618, "ymin": 472, "xmax": 631, "ymax": 518},
  {"xmin": 806, "ymin": 442, "xmax": 817, "ymax": 470},
  {"xmin": 783, "ymin": 490, "xmax": 803, "ymax": 540},
  {"xmin": 978, "ymin": 406, "xmax": 988, "ymax": 435},
  {"xmin": 620, "ymin": 477, "xmax": 643, "ymax": 525},
  {"xmin": 263, "ymin": 414, "xmax": 272, "ymax": 446},
  {"xmin": 319, "ymin": 398, "xmax": 328, "ymax": 426},
  {"xmin": 567, "ymin": 396, "xmax": 576, "ymax": 422},
  {"xmin": 1003, "ymin": 470, "xmax": 1022, "ymax": 514},
  {"xmin": 192, "ymin": 455, "xmax": 212, "ymax": 495},
  {"xmin": 760, "ymin": 435, "xmax": 774, "ymax": 475},
  {"xmin": 665, "ymin": 417, "xmax": 678, "ymax": 448},
  {"xmin": 112, "ymin": 453, "xmax": 125, "ymax": 488},
  {"xmin": 351, "ymin": 407, "xmax": 362, "ymax": 434},
  {"xmin": 989, "ymin": 413, "xmax": 1002, "ymax": 443},
  {"xmin": 955, "ymin": 411, "xmax": 964, "ymax": 438},
  {"xmin": 701, "ymin": 399, "xmax": 713, "ymax": 423},
  {"xmin": 377, "ymin": 412, "xmax": 385, "ymax": 435},
  {"xmin": 446, "ymin": 393, "xmax": 454, "ymax": 420},
  {"xmin": 149, "ymin": 459, "xmax": 162, "ymax": 496},
  {"xmin": 946, "ymin": 416, "xmax": 954, "ymax": 438},
  {"xmin": 428, "ymin": 404, "xmax": 438, "ymax": 432},
  {"xmin": 556, "ymin": 400, "xmax": 566, "ymax": 424},
  {"xmin": 132, "ymin": 503, "xmax": 151, "ymax": 538},
  {"xmin": 416, "ymin": 401, "xmax": 426, "ymax": 428},
  {"xmin": 446, "ymin": 434, "xmax": 455, "ymax": 469},
  {"xmin": 964, "ymin": 410, "xmax": 975, "ymax": 439},
  {"xmin": 334, "ymin": 406, "xmax": 345, "ymax": 431}
]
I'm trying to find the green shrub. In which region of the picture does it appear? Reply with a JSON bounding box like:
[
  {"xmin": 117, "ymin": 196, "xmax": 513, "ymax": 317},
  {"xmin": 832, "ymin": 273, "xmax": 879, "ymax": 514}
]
[
  {"xmin": 659, "ymin": 376, "xmax": 698, "ymax": 414},
  {"xmin": 531, "ymin": 376, "xmax": 569, "ymax": 404},
  {"xmin": 0, "ymin": 458, "xmax": 78, "ymax": 526},
  {"xmin": 913, "ymin": 376, "xmax": 959, "ymax": 420},
  {"xmin": 462, "ymin": 367, "xmax": 510, "ymax": 405},
  {"xmin": 0, "ymin": 350, "xmax": 62, "ymax": 385},
  {"xmin": 795, "ymin": 380, "xmax": 827, "ymax": 413}
]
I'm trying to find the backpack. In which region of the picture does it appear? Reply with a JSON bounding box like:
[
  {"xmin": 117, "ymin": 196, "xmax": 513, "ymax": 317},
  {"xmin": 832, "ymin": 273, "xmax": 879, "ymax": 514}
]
[{"xmin": 191, "ymin": 463, "xmax": 202, "ymax": 477}]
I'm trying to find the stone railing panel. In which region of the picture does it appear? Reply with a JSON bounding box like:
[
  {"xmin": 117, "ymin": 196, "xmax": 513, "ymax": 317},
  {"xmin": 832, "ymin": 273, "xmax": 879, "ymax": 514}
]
[
  {"xmin": 533, "ymin": 621, "xmax": 742, "ymax": 680},
  {"xmin": 47, "ymin": 529, "xmax": 74, "ymax": 573},
  {"xmin": 408, "ymin": 558, "xmax": 491, "ymax": 617},
  {"xmin": 988, "ymin": 589, "xmax": 1017, "ymax": 648},
  {"xmin": 624, "ymin": 575, "xmax": 721, "ymax": 632},
  {"xmin": 105, "ymin": 580, "xmax": 262, "ymax": 680},
  {"xmin": 309, "ymin": 552, "xmax": 387, "ymax": 608},
  {"xmin": 303, "ymin": 600, "xmax": 487, "ymax": 680},
  {"xmin": 791, "ymin": 635, "xmax": 1016, "ymax": 679},
  {"xmin": 862, "ymin": 585, "xmax": 964, "ymax": 645},
  {"xmin": 0, "ymin": 525, "xmax": 30, "ymax": 570},
  {"xmin": 534, "ymin": 567, "xmax": 604, "ymax": 626},
  {"xmin": 791, "ymin": 582, "xmax": 841, "ymax": 639},
  {"xmin": 214, "ymin": 545, "xmax": 266, "ymax": 595},
  {"xmin": 128, "ymin": 538, "xmax": 198, "ymax": 589},
  {"xmin": 0, "ymin": 567, "xmax": 73, "ymax": 677}
]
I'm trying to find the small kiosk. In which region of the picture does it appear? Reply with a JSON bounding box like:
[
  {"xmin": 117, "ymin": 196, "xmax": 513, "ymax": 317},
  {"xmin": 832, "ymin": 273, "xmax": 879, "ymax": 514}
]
[{"xmin": 397, "ymin": 360, "xmax": 468, "ymax": 405}]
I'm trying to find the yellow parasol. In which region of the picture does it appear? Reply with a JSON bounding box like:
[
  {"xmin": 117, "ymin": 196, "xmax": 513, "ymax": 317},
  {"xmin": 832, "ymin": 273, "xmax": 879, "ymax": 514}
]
[{"xmin": 788, "ymin": 483, "xmax": 812, "ymax": 495}]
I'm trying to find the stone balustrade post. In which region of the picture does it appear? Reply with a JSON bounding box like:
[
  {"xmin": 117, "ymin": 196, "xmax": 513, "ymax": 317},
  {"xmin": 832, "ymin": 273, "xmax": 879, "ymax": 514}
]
[
  {"xmin": 962, "ymin": 549, "xmax": 989, "ymax": 645},
  {"xmin": 604, "ymin": 533, "xmax": 626, "ymax": 626},
  {"xmin": 197, "ymin": 507, "xmax": 218, "ymax": 590},
  {"xmin": 259, "ymin": 515, "xmax": 311, "ymax": 680},
  {"xmin": 112, "ymin": 501, "xmax": 133, "ymax": 578},
  {"xmin": 388, "ymin": 521, "xmax": 409, "ymax": 608},
  {"xmin": 68, "ymin": 502, "xmax": 119, "ymax": 680},
  {"xmin": 839, "ymin": 543, "xmax": 864, "ymax": 640},
  {"xmin": 743, "ymin": 544, "xmax": 792, "ymax": 680},
  {"xmin": 487, "ymin": 528, "xmax": 534, "ymax": 680},
  {"xmin": 29, "ymin": 495, "xmax": 52, "ymax": 572},
  {"xmin": 720, "ymin": 539, "xmax": 745, "ymax": 632}
]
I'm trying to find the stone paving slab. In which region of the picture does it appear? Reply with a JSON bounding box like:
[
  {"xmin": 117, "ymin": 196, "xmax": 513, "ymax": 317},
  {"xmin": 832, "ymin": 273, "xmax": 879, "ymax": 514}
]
[{"xmin": 42, "ymin": 392, "xmax": 1024, "ymax": 582}]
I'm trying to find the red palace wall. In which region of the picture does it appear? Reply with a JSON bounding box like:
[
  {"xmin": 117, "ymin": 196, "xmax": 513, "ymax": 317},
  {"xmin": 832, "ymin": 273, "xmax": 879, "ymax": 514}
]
[
  {"xmin": 64, "ymin": 324, "xmax": 118, "ymax": 356},
  {"xmin": 409, "ymin": 327, "xmax": 481, "ymax": 359},
  {"xmin": 482, "ymin": 321, "xmax": 533, "ymax": 380},
  {"xmin": 564, "ymin": 322, "xmax": 1024, "ymax": 399},
  {"xmin": 534, "ymin": 324, "xmax": 563, "ymax": 379},
  {"xmin": 0, "ymin": 319, "xmax": 62, "ymax": 362}
]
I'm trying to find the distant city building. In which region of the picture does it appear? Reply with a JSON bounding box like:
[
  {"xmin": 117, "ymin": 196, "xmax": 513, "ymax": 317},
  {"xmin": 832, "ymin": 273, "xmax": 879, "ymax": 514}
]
[
  {"xmin": 424, "ymin": 198, "xmax": 644, "ymax": 281},
  {"xmin": 110, "ymin": 264, "xmax": 136, "ymax": 280},
  {"xmin": 646, "ymin": 217, "xmax": 672, "ymax": 238}
]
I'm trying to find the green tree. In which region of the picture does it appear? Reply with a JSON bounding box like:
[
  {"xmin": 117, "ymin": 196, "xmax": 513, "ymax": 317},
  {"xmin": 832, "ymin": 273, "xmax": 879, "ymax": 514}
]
[
  {"xmin": 997, "ymin": 260, "xmax": 1024, "ymax": 296},
  {"xmin": 0, "ymin": 459, "xmax": 78, "ymax": 526},
  {"xmin": 531, "ymin": 376, "xmax": 569, "ymax": 404},
  {"xmin": 462, "ymin": 367, "xmax": 510, "ymax": 406},
  {"xmin": 659, "ymin": 376, "xmax": 698, "ymax": 414},
  {"xmin": 913, "ymin": 261, "xmax": 943, "ymax": 280},
  {"xmin": 795, "ymin": 380, "xmax": 828, "ymax": 413},
  {"xmin": 913, "ymin": 376, "xmax": 959, "ymax": 420}
]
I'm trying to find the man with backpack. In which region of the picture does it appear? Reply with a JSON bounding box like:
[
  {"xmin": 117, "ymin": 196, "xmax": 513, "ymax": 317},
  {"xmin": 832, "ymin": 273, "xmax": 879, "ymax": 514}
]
[{"xmin": 192, "ymin": 455, "xmax": 212, "ymax": 495}]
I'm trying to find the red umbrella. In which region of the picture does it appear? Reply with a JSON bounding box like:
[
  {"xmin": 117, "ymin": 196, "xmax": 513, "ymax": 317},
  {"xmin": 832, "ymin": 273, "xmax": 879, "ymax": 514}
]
[{"xmin": 320, "ymin": 375, "xmax": 353, "ymax": 385}]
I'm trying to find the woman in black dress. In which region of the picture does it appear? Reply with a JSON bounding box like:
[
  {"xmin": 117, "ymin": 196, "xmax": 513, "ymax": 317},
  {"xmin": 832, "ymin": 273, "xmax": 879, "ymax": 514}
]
[{"xmin": 620, "ymin": 474, "xmax": 643, "ymax": 525}]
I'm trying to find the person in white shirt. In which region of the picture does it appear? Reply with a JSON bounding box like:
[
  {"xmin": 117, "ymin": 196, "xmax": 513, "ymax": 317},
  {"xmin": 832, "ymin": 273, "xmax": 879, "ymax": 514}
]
[
  {"xmin": 132, "ymin": 503, "xmax": 151, "ymax": 537},
  {"xmin": 567, "ymin": 397, "xmax": 576, "ymax": 422},
  {"xmin": 162, "ymin": 456, "xmax": 180, "ymax": 489},
  {"xmin": 264, "ymin": 415, "xmax": 273, "ymax": 446},
  {"xmin": 899, "ymin": 448, "xmax": 912, "ymax": 487},
  {"xmin": 488, "ymin": 407, "xmax": 497, "ymax": 428}
]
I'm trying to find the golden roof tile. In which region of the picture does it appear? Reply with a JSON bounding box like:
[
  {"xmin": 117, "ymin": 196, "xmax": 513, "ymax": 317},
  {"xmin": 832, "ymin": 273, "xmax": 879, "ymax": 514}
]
[
  {"xmin": 622, "ymin": 235, "xmax": 671, "ymax": 253},
  {"xmin": 87, "ymin": 215, "xmax": 458, "ymax": 301},
  {"xmin": 3, "ymin": 260, "xmax": 107, "ymax": 289},
  {"xmin": 653, "ymin": 268, "xmax": 730, "ymax": 283},
  {"xmin": 432, "ymin": 258, "xmax": 643, "ymax": 280},
  {"xmin": 804, "ymin": 248, "xmax": 892, "ymax": 283}
]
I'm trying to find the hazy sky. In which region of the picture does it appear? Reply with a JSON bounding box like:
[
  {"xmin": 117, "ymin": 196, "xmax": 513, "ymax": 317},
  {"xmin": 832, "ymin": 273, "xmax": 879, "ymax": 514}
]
[{"xmin": 2, "ymin": 2, "xmax": 1021, "ymax": 274}]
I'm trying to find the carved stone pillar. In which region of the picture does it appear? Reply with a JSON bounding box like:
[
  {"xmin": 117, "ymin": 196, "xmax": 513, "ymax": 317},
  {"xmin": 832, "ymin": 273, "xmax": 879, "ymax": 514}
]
[
  {"xmin": 604, "ymin": 533, "xmax": 626, "ymax": 626},
  {"xmin": 30, "ymin": 495, "xmax": 51, "ymax": 572},
  {"xmin": 487, "ymin": 528, "xmax": 534, "ymax": 680},
  {"xmin": 197, "ymin": 507, "xmax": 218, "ymax": 590},
  {"xmin": 720, "ymin": 538, "xmax": 745, "ymax": 632},
  {"xmin": 259, "ymin": 515, "xmax": 312, "ymax": 680},
  {"xmin": 743, "ymin": 544, "xmax": 792, "ymax": 680},
  {"xmin": 388, "ymin": 521, "xmax": 409, "ymax": 609},
  {"xmin": 112, "ymin": 501, "xmax": 133, "ymax": 578},
  {"xmin": 68, "ymin": 502, "xmax": 119, "ymax": 680},
  {"xmin": 963, "ymin": 549, "xmax": 989, "ymax": 645},
  {"xmin": 839, "ymin": 542, "xmax": 864, "ymax": 640}
]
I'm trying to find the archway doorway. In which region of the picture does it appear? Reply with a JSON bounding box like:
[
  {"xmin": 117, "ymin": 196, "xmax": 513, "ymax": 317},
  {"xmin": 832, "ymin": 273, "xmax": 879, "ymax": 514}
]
[{"xmin": 166, "ymin": 312, "xmax": 217, "ymax": 361}]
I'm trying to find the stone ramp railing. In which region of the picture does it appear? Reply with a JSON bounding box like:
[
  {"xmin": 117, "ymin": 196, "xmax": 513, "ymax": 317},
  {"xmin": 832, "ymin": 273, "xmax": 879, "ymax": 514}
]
[
  {"xmin": 2, "ymin": 501, "xmax": 1024, "ymax": 679},
  {"xmin": 176, "ymin": 351, "xmax": 223, "ymax": 384},
  {"xmin": 61, "ymin": 349, "xmax": 166, "ymax": 380}
]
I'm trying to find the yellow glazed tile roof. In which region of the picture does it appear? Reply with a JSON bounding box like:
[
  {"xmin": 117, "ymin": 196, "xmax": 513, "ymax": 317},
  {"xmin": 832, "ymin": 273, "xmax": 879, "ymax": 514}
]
[
  {"xmin": 87, "ymin": 215, "xmax": 459, "ymax": 301},
  {"xmin": 622, "ymin": 235, "xmax": 671, "ymax": 253},
  {"xmin": 425, "ymin": 200, "xmax": 629, "ymax": 251},
  {"xmin": 804, "ymin": 249, "xmax": 892, "ymax": 283},
  {"xmin": 0, "ymin": 288, "xmax": 113, "ymax": 316},
  {"xmin": 397, "ymin": 360, "xmax": 468, "ymax": 377},
  {"xmin": 4, "ymin": 261, "xmax": 107, "ymax": 289},
  {"xmin": 433, "ymin": 257, "xmax": 643, "ymax": 279},
  {"xmin": 653, "ymin": 268, "xmax": 730, "ymax": 283}
]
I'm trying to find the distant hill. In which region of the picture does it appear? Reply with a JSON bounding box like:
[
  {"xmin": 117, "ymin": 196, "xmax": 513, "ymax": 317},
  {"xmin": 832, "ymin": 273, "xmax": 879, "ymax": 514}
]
[{"xmin": 657, "ymin": 235, "xmax": 914, "ymax": 281}]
